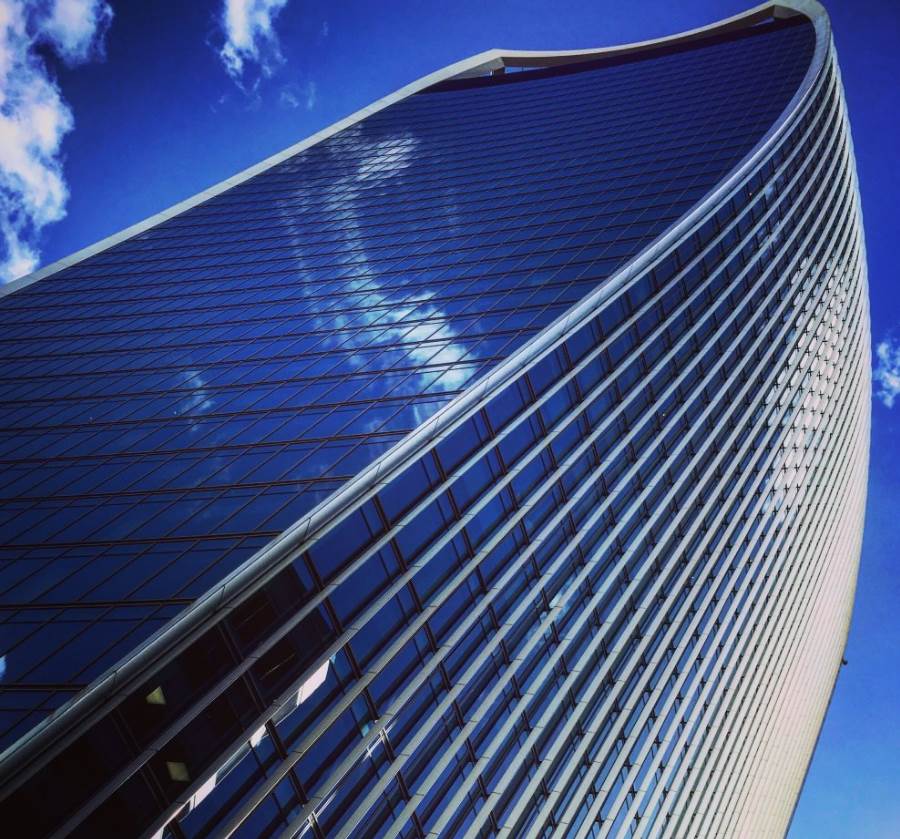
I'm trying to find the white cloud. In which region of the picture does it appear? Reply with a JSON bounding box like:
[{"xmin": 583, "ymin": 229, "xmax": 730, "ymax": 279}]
[
  {"xmin": 874, "ymin": 337, "xmax": 900, "ymax": 408},
  {"xmin": 278, "ymin": 85, "xmax": 299, "ymax": 109},
  {"xmin": 43, "ymin": 0, "xmax": 112, "ymax": 62},
  {"xmin": 0, "ymin": 0, "xmax": 112, "ymax": 283},
  {"xmin": 278, "ymin": 79, "xmax": 316, "ymax": 111},
  {"xmin": 218, "ymin": 0, "xmax": 290, "ymax": 90}
]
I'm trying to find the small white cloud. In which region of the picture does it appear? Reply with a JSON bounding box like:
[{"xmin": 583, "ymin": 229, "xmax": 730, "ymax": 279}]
[
  {"xmin": 278, "ymin": 85, "xmax": 299, "ymax": 109},
  {"xmin": 217, "ymin": 0, "xmax": 290, "ymax": 90},
  {"xmin": 279, "ymin": 79, "xmax": 315, "ymax": 111},
  {"xmin": 874, "ymin": 337, "xmax": 900, "ymax": 408},
  {"xmin": 320, "ymin": 20, "xmax": 328, "ymax": 39},
  {"xmin": 43, "ymin": 0, "xmax": 113, "ymax": 63},
  {"xmin": 0, "ymin": 0, "xmax": 113, "ymax": 283}
]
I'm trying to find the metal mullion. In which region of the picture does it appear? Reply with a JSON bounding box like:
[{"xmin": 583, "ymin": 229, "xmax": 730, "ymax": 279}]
[
  {"xmin": 670, "ymin": 389, "xmax": 866, "ymax": 838},
  {"xmin": 558, "ymin": 273, "xmax": 863, "ymax": 839},
  {"xmin": 660, "ymin": 120, "xmax": 864, "ymax": 832},
  {"xmin": 592, "ymin": 217, "xmax": 864, "ymax": 832},
  {"xmin": 707, "ymin": 375, "xmax": 866, "ymax": 837},
  {"xmin": 500, "ymin": 167, "xmax": 856, "ymax": 836},
  {"xmin": 506, "ymin": 156, "xmax": 856, "ymax": 839},
  {"xmin": 596, "ymin": 241, "xmax": 865, "ymax": 837},
  {"xmin": 732, "ymin": 279, "xmax": 870, "ymax": 839},
  {"xmin": 378, "ymin": 135, "xmax": 852, "ymax": 839},
  {"xmin": 690, "ymin": 271, "xmax": 867, "ymax": 836},
  {"xmin": 655, "ymin": 392, "xmax": 865, "ymax": 839},
  {"xmin": 627, "ymin": 336, "xmax": 864, "ymax": 838},
  {"xmin": 132, "ymin": 108, "xmax": 852, "ymax": 839},
  {"xmin": 458, "ymin": 95, "xmax": 852, "ymax": 832},
  {"xmin": 736, "ymin": 425, "xmax": 867, "ymax": 837},
  {"xmin": 632, "ymin": 278, "xmax": 864, "ymax": 836},
  {"xmin": 644, "ymin": 268, "xmax": 860, "ymax": 832},
  {"xmin": 704, "ymin": 253, "xmax": 860, "ymax": 816}
]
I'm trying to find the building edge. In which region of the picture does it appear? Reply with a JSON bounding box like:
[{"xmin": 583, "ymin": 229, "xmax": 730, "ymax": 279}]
[{"xmin": 785, "ymin": 41, "xmax": 873, "ymax": 830}]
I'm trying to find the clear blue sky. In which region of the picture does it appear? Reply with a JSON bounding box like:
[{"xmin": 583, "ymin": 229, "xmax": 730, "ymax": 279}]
[{"xmin": 6, "ymin": 1, "xmax": 900, "ymax": 834}]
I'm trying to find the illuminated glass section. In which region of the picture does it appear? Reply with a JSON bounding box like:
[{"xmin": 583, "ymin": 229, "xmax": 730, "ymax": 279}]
[{"xmin": 0, "ymin": 3, "xmax": 868, "ymax": 838}]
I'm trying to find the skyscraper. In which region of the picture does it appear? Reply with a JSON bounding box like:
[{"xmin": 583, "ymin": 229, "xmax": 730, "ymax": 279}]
[{"xmin": 0, "ymin": 0, "xmax": 869, "ymax": 835}]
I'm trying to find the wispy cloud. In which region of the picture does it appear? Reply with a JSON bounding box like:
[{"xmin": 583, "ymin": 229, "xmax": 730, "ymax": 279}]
[
  {"xmin": 874, "ymin": 337, "xmax": 900, "ymax": 408},
  {"xmin": 278, "ymin": 79, "xmax": 316, "ymax": 111},
  {"xmin": 278, "ymin": 85, "xmax": 299, "ymax": 109},
  {"xmin": 217, "ymin": 0, "xmax": 290, "ymax": 91},
  {"xmin": 0, "ymin": 0, "xmax": 113, "ymax": 283}
]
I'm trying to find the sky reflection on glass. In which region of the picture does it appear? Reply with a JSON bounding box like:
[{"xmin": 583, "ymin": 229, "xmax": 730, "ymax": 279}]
[{"xmin": 0, "ymin": 20, "xmax": 813, "ymax": 748}]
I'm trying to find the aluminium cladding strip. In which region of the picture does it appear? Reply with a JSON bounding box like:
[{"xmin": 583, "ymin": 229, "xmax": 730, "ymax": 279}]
[
  {"xmin": 666, "ymin": 367, "xmax": 867, "ymax": 839},
  {"xmin": 663, "ymin": 108, "xmax": 868, "ymax": 837},
  {"xmin": 156, "ymin": 68, "xmax": 842, "ymax": 839},
  {"xmin": 419, "ymin": 239, "xmax": 860, "ymax": 838},
  {"xmin": 576, "ymin": 67, "xmax": 865, "ymax": 839},
  {"xmin": 681, "ymin": 260, "xmax": 869, "ymax": 832},
  {"xmin": 134, "ymin": 24, "xmax": 844, "ymax": 839},
  {"xmin": 427, "ymin": 94, "xmax": 861, "ymax": 839},
  {"xmin": 611, "ymin": 230, "xmax": 867, "ymax": 838},
  {"xmin": 288, "ymin": 70, "xmax": 853, "ymax": 839},
  {"xmin": 0, "ymin": 0, "xmax": 832, "ymax": 802},
  {"xmin": 523, "ymin": 164, "xmax": 866, "ymax": 839},
  {"xmin": 190, "ymin": 44, "xmax": 852, "ymax": 839},
  {"xmin": 545, "ymin": 237, "xmax": 865, "ymax": 838},
  {"xmin": 723, "ymin": 76, "xmax": 870, "ymax": 836},
  {"xmin": 624, "ymin": 233, "xmax": 864, "ymax": 836},
  {"xmin": 683, "ymin": 253, "xmax": 867, "ymax": 835},
  {"xmin": 654, "ymin": 278, "xmax": 868, "ymax": 835}
]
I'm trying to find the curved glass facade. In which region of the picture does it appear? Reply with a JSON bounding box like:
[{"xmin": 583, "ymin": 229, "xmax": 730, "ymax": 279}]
[{"xmin": 0, "ymin": 3, "xmax": 868, "ymax": 838}]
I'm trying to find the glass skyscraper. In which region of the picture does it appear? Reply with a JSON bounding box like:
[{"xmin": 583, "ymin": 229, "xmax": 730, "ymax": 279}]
[{"xmin": 0, "ymin": 1, "xmax": 869, "ymax": 837}]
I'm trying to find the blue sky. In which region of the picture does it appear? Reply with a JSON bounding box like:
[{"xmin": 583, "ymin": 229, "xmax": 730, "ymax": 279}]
[{"xmin": 0, "ymin": 0, "xmax": 897, "ymax": 834}]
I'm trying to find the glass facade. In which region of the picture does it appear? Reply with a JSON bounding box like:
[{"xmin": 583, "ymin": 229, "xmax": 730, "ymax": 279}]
[{"xmin": 0, "ymin": 3, "xmax": 869, "ymax": 838}]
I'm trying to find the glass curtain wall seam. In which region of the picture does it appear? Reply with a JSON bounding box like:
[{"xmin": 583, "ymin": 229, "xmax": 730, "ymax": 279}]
[
  {"xmin": 283, "ymin": 89, "xmax": 854, "ymax": 839},
  {"xmin": 146, "ymin": 96, "xmax": 846, "ymax": 839},
  {"xmin": 5, "ymin": 69, "xmax": 836, "ymax": 836},
  {"xmin": 0, "ymin": 18, "xmax": 818, "ymax": 776},
  {"xmin": 211, "ymin": 44, "xmax": 852, "ymax": 839}
]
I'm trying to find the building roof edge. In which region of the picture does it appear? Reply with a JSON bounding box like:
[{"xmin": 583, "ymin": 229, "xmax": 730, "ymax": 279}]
[{"xmin": 0, "ymin": 1, "xmax": 827, "ymax": 299}]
